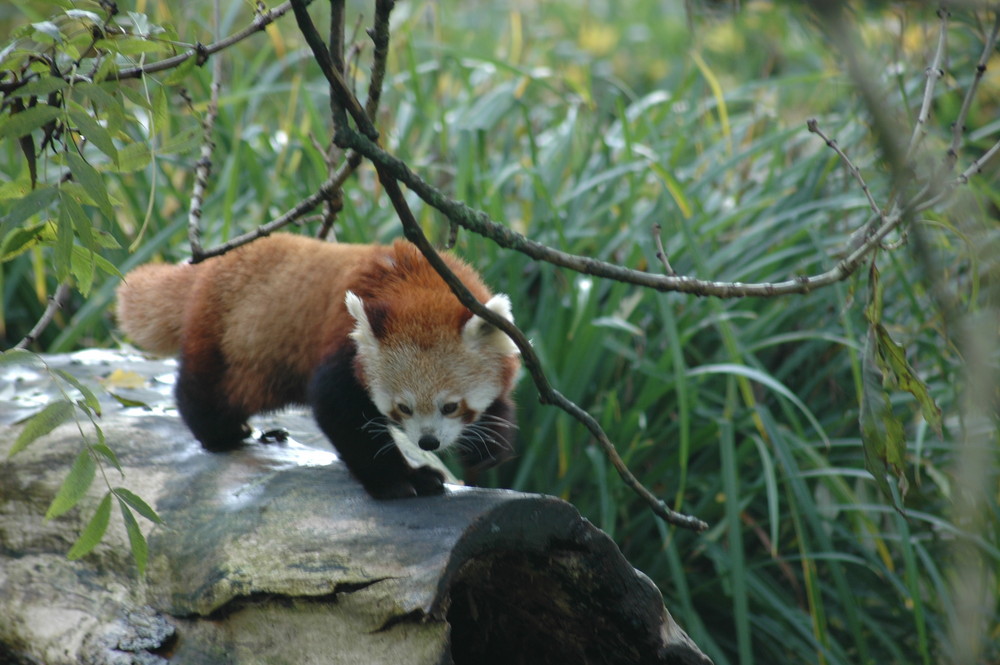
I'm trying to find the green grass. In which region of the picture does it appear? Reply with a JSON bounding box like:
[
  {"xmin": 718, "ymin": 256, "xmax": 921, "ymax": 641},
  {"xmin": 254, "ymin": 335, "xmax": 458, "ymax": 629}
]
[{"xmin": 3, "ymin": 1, "xmax": 999, "ymax": 664}]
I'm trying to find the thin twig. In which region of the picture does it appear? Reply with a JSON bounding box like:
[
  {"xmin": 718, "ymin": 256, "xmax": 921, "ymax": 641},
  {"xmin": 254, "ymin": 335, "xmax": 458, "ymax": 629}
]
[
  {"xmin": 808, "ymin": 120, "xmax": 884, "ymax": 222},
  {"xmin": 904, "ymin": 5, "xmax": 949, "ymax": 162},
  {"xmin": 333, "ymin": 119, "xmax": 905, "ymax": 298},
  {"xmin": 106, "ymin": 1, "xmax": 300, "ymax": 82},
  {"xmin": 652, "ymin": 223, "xmax": 676, "ymax": 276},
  {"xmin": 194, "ymin": 173, "xmax": 346, "ymax": 261},
  {"xmin": 956, "ymin": 134, "xmax": 1000, "ymax": 184},
  {"xmin": 365, "ymin": 0, "xmax": 394, "ymax": 118},
  {"xmin": 15, "ymin": 283, "xmax": 72, "ymax": 350},
  {"xmin": 316, "ymin": 0, "xmax": 393, "ymax": 240},
  {"xmin": 945, "ymin": 10, "xmax": 1000, "ymax": 173},
  {"xmin": 187, "ymin": 0, "xmax": 224, "ymax": 260}
]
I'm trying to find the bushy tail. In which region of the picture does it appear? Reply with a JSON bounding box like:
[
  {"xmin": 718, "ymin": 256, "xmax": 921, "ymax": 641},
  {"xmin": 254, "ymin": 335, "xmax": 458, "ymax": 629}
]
[{"xmin": 116, "ymin": 262, "xmax": 199, "ymax": 355}]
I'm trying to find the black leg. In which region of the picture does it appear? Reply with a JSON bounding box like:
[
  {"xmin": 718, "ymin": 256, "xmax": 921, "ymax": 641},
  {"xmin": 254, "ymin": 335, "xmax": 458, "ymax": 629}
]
[
  {"xmin": 457, "ymin": 397, "xmax": 517, "ymax": 486},
  {"xmin": 308, "ymin": 346, "xmax": 444, "ymax": 499},
  {"xmin": 176, "ymin": 348, "xmax": 250, "ymax": 451}
]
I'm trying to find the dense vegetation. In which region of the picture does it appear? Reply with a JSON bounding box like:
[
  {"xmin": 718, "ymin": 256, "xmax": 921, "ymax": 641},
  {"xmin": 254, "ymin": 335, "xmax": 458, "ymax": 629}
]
[{"xmin": 3, "ymin": 1, "xmax": 998, "ymax": 664}]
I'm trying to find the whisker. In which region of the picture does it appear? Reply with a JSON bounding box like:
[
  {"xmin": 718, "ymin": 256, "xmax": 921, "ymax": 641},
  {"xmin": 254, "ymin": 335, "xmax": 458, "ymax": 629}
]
[{"xmin": 373, "ymin": 441, "xmax": 398, "ymax": 458}]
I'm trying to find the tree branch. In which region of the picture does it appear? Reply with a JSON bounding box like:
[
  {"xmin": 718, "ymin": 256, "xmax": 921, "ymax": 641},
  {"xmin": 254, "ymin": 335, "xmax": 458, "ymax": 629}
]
[
  {"xmin": 187, "ymin": 0, "xmax": 224, "ymax": 260},
  {"xmin": 904, "ymin": 5, "xmax": 949, "ymax": 162},
  {"xmin": 14, "ymin": 283, "xmax": 71, "ymax": 350},
  {"xmin": 944, "ymin": 10, "xmax": 1000, "ymax": 173},
  {"xmin": 289, "ymin": 0, "xmax": 707, "ymax": 530},
  {"xmin": 106, "ymin": 1, "xmax": 302, "ymax": 82}
]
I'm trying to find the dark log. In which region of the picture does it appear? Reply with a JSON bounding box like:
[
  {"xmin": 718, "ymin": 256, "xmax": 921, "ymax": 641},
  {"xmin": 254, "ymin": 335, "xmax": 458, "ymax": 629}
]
[{"xmin": 0, "ymin": 350, "xmax": 712, "ymax": 665}]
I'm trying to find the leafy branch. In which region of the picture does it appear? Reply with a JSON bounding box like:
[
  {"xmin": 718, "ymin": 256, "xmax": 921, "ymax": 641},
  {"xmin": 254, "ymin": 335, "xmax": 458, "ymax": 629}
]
[
  {"xmin": 2, "ymin": 349, "xmax": 162, "ymax": 574},
  {"xmin": 803, "ymin": 1, "xmax": 997, "ymax": 505}
]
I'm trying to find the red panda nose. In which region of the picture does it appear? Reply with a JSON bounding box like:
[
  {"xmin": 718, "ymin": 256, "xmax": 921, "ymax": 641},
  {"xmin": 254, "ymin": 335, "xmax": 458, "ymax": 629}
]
[{"xmin": 418, "ymin": 434, "xmax": 440, "ymax": 451}]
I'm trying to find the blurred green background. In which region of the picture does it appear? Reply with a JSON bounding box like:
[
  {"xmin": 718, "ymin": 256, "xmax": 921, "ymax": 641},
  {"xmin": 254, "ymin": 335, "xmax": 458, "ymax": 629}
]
[{"xmin": 2, "ymin": 1, "xmax": 999, "ymax": 663}]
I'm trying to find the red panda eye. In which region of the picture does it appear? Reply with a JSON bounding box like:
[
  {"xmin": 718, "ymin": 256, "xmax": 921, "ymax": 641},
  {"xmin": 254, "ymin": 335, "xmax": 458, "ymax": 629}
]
[
  {"xmin": 397, "ymin": 404, "xmax": 413, "ymax": 416},
  {"xmin": 441, "ymin": 402, "xmax": 458, "ymax": 415}
]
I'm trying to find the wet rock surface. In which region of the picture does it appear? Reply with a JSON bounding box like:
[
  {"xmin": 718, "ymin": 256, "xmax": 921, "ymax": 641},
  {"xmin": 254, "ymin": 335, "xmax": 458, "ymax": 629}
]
[{"xmin": 0, "ymin": 350, "xmax": 711, "ymax": 665}]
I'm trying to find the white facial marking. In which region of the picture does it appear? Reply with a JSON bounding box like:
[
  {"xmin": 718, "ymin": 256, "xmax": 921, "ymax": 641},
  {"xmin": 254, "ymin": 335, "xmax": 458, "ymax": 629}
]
[{"xmin": 349, "ymin": 293, "xmax": 516, "ymax": 456}]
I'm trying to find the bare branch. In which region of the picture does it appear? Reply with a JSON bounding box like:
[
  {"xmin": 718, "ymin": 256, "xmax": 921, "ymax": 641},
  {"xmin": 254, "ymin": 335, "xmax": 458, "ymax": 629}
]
[
  {"xmin": 333, "ymin": 121, "xmax": 909, "ymax": 298},
  {"xmin": 106, "ymin": 1, "xmax": 299, "ymax": 82},
  {"xmin": 904, "ymin": 5, "xmax": 949, "ymax": 161},
  {"xmin": 945, "ymin": 11, "xmax": 1000, "ymax": 172},
  {"xmin": 808, "ymin": 118, "xmax": 885, "ymax": 222},
  {"xmin": 652, "ymin": 224, "xmax": 676, "ymax": 276},
  {"xmin": 957, "ymin": 134, "xmax": 1000, "ymax": 184},
  {"xmin": 194, "ymin": 173, "xmax": 346, "ymax": 261},
  {"xmin": 365, "ymin": 0, "xmax": 394, "ymax": 119},
  {"xmin": 15, "ymin": 283, "xmax": 71, "ymax": 350},
  {"xmin": 187, "ymin": 0, "xmax": 224, "ymax": 260}
]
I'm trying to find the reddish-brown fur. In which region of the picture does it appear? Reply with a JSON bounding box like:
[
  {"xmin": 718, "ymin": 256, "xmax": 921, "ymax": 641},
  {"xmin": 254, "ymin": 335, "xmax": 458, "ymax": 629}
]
[
  {"xmin": 117, "ymin": 234, "xmax": 512, "ymax": 414},
  {"xmin": 116, "ymin": 233, "xmax": 519, "ymax": 498}
]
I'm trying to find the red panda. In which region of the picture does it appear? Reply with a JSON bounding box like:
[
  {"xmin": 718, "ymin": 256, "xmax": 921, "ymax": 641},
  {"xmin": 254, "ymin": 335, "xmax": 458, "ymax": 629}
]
[{"xmin": 115, "ymin": 233, "xmax": 520, "ymax": 499}]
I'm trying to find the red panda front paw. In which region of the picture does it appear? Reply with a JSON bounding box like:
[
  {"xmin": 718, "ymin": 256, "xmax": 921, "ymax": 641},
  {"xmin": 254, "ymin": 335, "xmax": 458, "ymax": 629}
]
[
  {"xmin": 408, "ymin": 465, "xmax": 446, "ymax": 496},
  {"xmin": 364, "ymin": 465, "xmax": 445, "ymax": 500}
]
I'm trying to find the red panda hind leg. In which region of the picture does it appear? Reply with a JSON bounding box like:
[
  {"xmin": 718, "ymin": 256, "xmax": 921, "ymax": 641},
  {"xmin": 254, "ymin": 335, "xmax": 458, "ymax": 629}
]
[
  {"xmin": 308, "ymin": 345, "xmax": 446, "ymax": 499},
  {"xmin": 176, "ymin": 346, "xmax": 252, "ymax": 451}
]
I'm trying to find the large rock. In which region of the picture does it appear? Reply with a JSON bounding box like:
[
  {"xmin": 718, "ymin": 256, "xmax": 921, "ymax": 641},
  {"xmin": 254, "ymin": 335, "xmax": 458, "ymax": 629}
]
[{"xmin": 0, "ymin": 350, "xmax": 712, "ymax": 665}]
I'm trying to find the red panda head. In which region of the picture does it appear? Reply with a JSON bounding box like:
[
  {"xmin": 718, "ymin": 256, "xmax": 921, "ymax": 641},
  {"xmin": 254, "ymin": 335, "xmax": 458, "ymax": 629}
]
[{"xmin": 345, "ymin": 291, "xmax": 519, "ymax": 454}]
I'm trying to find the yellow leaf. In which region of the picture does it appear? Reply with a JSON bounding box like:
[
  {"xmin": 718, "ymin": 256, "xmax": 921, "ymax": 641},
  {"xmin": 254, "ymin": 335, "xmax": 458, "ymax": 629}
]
[{"xmin": 102, "ymin": 369, "xmax": 146, "ymax": 389}]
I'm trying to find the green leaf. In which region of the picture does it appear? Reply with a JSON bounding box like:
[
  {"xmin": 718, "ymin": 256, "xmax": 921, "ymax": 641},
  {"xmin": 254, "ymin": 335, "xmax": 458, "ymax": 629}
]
[
  {"xmin": 861, "ymin": 264, "xmax": 908, "ymax": 508},
  {"xmin": 0, "ymin": 348, "xmax": 42, "ymax": 368},
  {"xmin": 100, "ymin": 36, "xmax": 164, "ymax": 56},
  {"xmin": 89, "ymin": 227, "xmax": 121, "ymax": 249},
  {"xmin": 74, "ymin": 81, "xmax": 126, "ymax": 135},
  {"xmin": 71, "ymin": 250, "xmax": 96, "ymax": 296},
  {"xmin": 106, "ymin": 142, "xmax": 151, "ymax": 174},
  {"xmin": 117, "ymin": 85, "xmax": 153, "ymax": 111},
  {"xmin": 53, "ymin": 368, "xmax": 101, "ymax": 416},
  {"xmin": 74, "ymin": 243, "xmax": 122, "ymax": 280},
  {"xmin": 117, "ymin": 498, "xmax": 149, "ymax": 575},
  {"xmin": 162, "ymin": 55, "xmax": 197, "ymax": 86},
  {"xmin": 158, "ymin": 126, "xmax": 200, "ymax": 155},
  {"xmin": 67, "ymin": 492, "xmax": 112, "ymax": 560},
  {"xmin": 10, "ymin": 76, "xmax": 68, "ymax": 98},
  {"xmin": 10, "ymin": 400, "xmax": 74, "ymax": 457},
  {"xmin": 873, "ymin": 324, "xmax": 943, "ymax": 436},
  {"xmin": 0, "ymin": 105, "xmax": 61, "ymax": 141},
  {"xmin": 67, "ymin": 108, "xmax": 118, "ymax": 163},
  {"xmin": 93, "ymin": 442, "xmax": 122, "ymax": 474},
  {"xmin": 0, "ymin": 223, "xmax": 51, "ymax": 262},
  {"xmin": 1, "ymin": 186, "xmax": 59, "ymax": 230},
  {"xmin": 151, "ymin": 85, "xmax": 168, "ymax": 139},
  {"xmin": 46, "ymin": 448, "xmax": 98, "ymax": 519},
  {"xmin": 109, "ymin": 392, "xmax": 151, "ymax": 409},
  {"xmin": 114, "ymin": 488, "xmax": 163, "ymax": 524},
  {"xmin": 860, "ymin": 328, "xmax": 907, "ymax": 506},
  {"xmin": 66, "ymin": 152, "xmax": 114, "ymax": 220},
  {"xmin": 55, "ymin": 202, "xmax": 74, "ymax": 284}
]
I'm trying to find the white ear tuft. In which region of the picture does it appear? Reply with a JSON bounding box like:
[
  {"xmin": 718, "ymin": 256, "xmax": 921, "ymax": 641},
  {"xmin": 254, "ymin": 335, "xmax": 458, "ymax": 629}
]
[
  {"xmin": 345, "ymin": 291, "xmax": 379, "ymax": 355},
  {"xmin": 462, "ymin": 294, "xmax": 519, "ymax": 356}
]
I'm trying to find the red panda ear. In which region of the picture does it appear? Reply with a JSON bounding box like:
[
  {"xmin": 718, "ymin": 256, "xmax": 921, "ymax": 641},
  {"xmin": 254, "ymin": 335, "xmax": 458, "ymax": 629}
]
[
  {"xmin": 462, "ymin": 294, "xmax": 519, "ymax": 356},
  {"xmin": 346, "ymin": 291, "xmax": 383, "ymax": 355}
]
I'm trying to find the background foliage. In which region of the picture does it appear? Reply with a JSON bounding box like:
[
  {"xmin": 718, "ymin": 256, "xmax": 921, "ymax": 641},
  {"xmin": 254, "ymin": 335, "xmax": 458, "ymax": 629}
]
[{"xmin": 3, "ymin": 1, "xmax": 999, "ymax": 664}]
